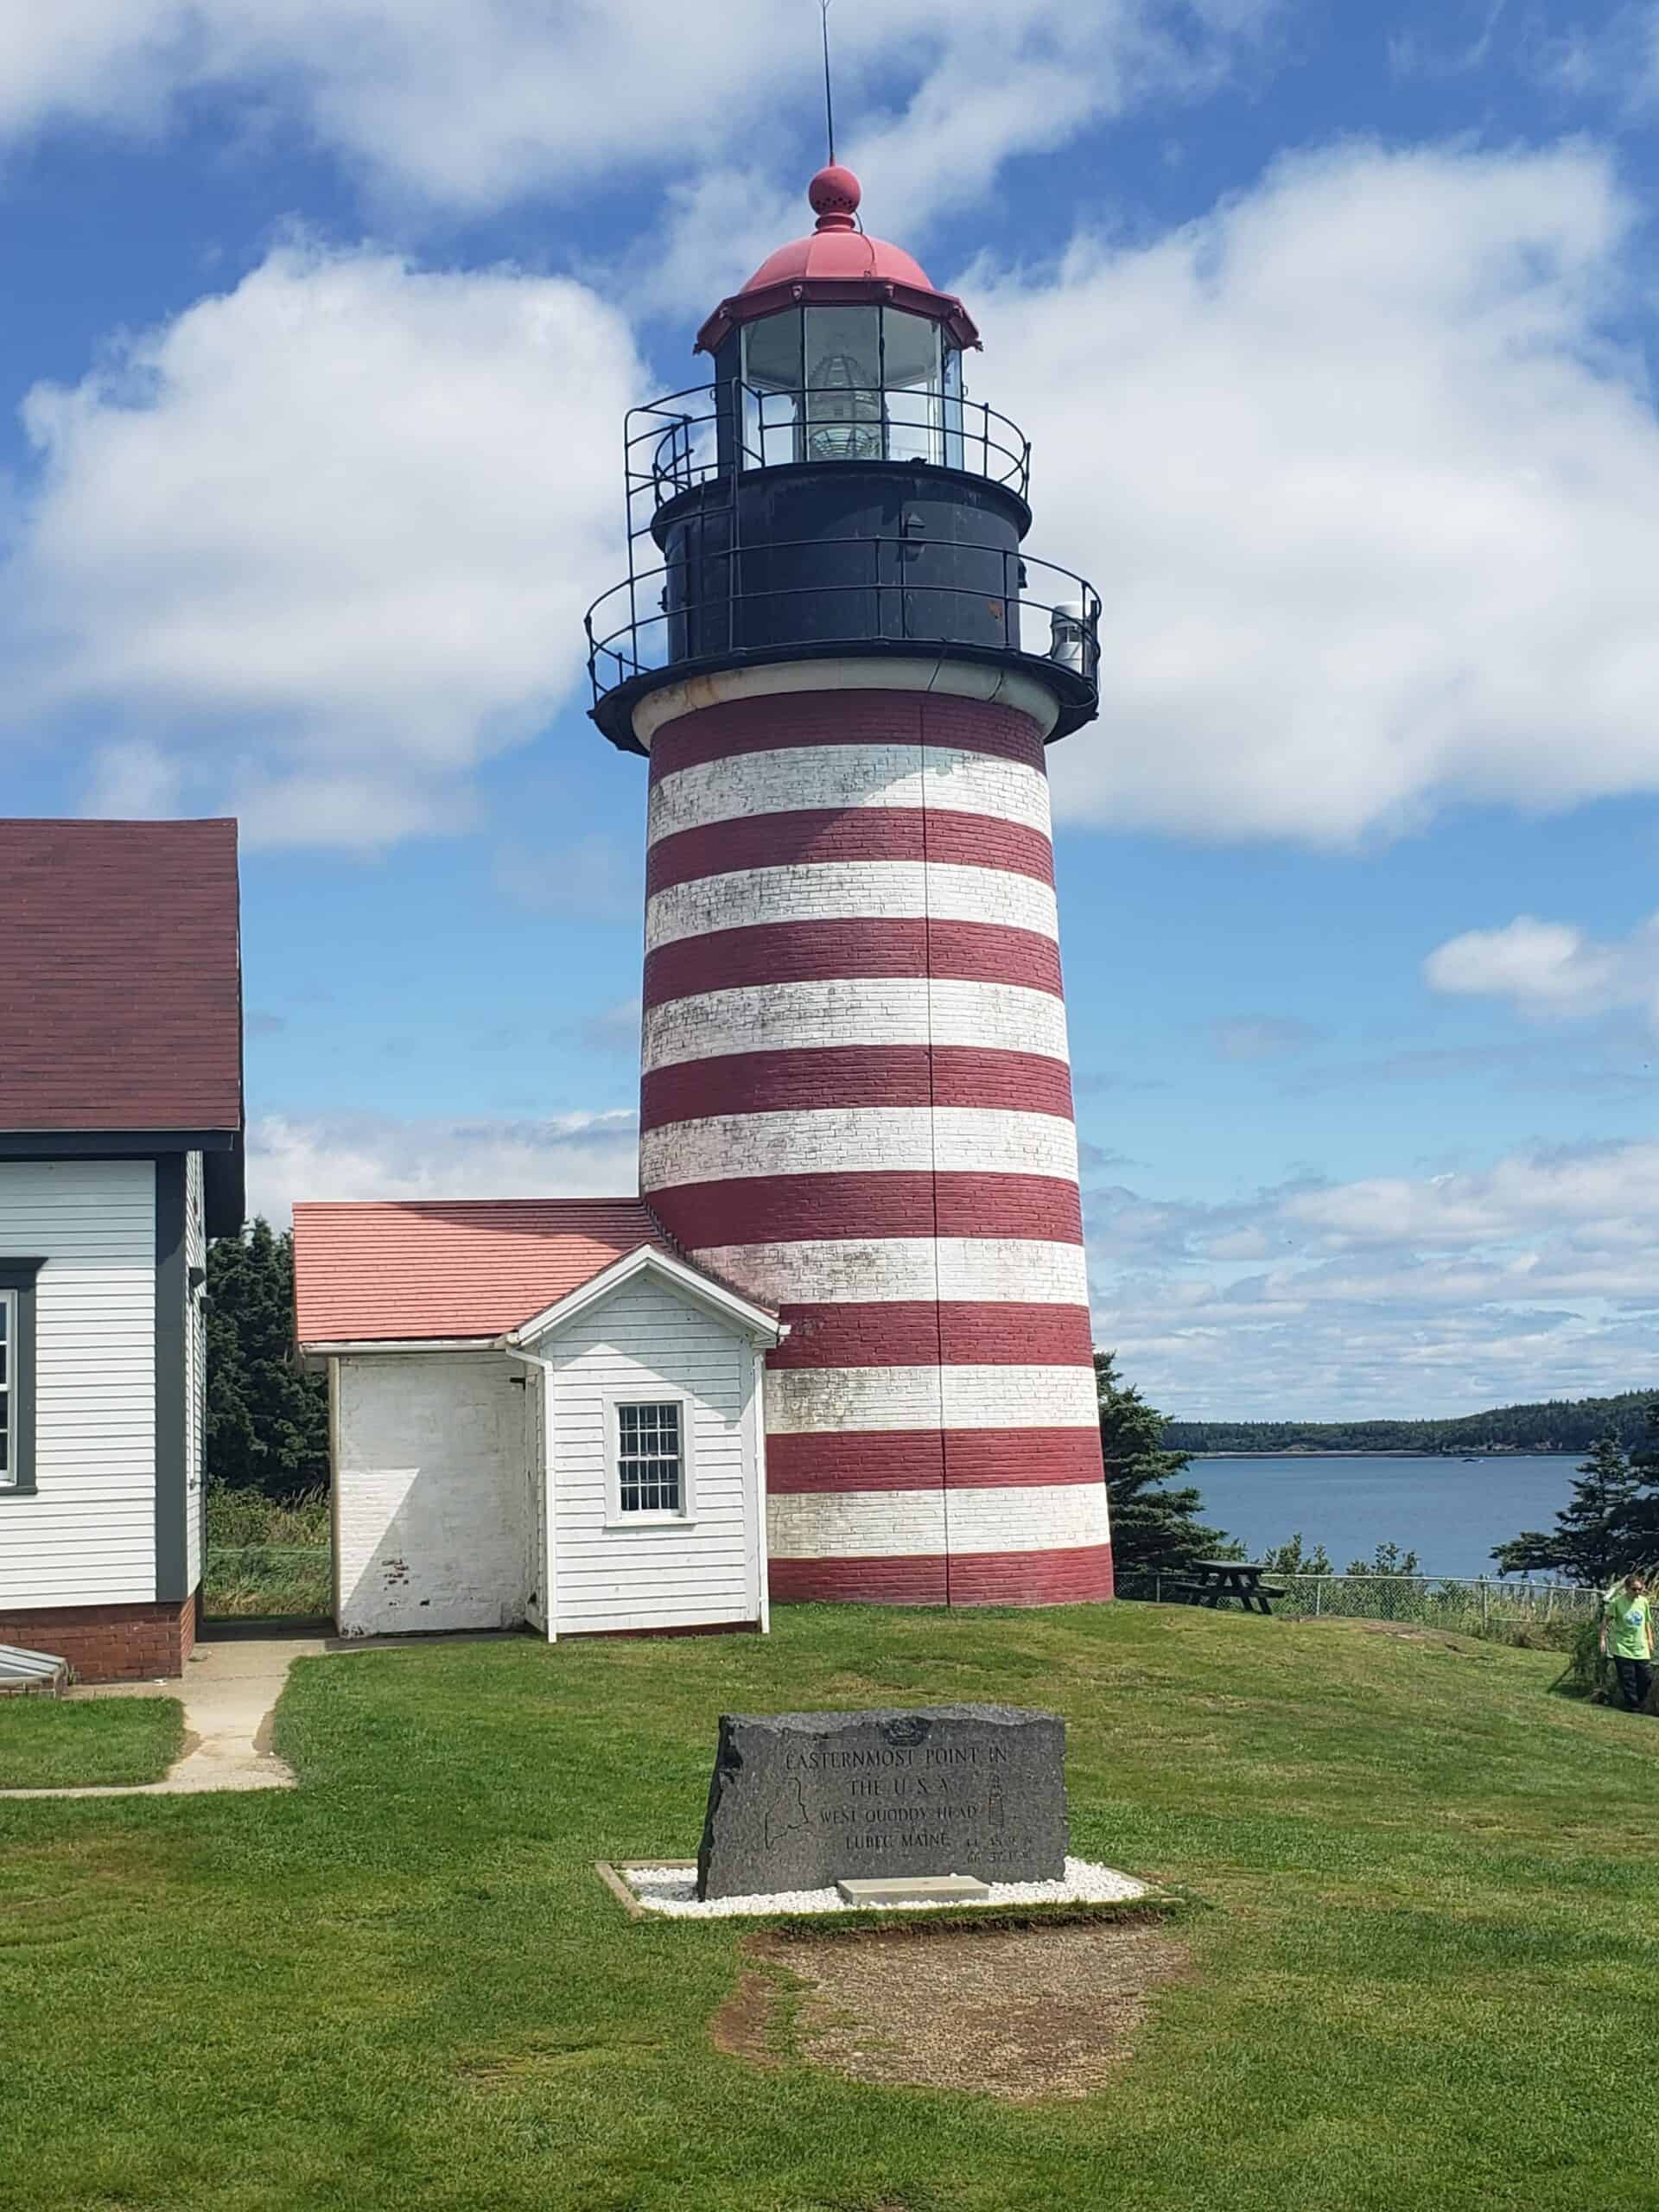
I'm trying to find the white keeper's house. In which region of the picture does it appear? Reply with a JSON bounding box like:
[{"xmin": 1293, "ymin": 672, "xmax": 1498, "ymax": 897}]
[
  {"xmin": 292, "ymin": 1201, "xmax": 785, "ymax": 1640},
  {"xmin": 0, "ymin": 819, "xmax": 244, "ymax": 1681}
]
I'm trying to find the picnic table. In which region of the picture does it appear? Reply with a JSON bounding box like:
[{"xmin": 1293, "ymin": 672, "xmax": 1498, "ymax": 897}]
[{"xmin": 1164, "ymin": 1560, "xmax": 1286, "ymax": 1615}]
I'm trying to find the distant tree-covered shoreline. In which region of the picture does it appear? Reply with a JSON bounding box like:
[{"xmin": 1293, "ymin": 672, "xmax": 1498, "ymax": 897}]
[{"xmin": 1166, "ymin": 1390, "xmax": 1659, "ymax": 1458}]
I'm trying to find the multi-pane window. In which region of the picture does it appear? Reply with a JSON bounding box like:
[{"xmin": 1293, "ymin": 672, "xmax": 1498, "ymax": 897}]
[
  {"xmin": 616, "ymin": 1401, "xmax": 683, "ymax": 1516},
  {"xmin": 740, "ymin": 304, "xmax": 958, "ymax": 469},
  {"xmin": 0, "ymin": 1288, "xmax": 10, "ymax": 1484}
]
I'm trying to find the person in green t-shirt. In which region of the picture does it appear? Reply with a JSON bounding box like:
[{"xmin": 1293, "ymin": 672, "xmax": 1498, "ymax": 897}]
[{"xmin": 1600, "ymin": 1573, "xmax": 1653, "ymax": 1713}]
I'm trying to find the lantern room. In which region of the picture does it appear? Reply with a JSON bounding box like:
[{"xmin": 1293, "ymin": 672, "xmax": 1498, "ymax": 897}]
[
  {"xmin": 695, "ymin": 164, "xmax": 978, "ymax": 474},
  {"xmin": 584, "ymin": 167, "xmax": 1101, "ymax": 753}
]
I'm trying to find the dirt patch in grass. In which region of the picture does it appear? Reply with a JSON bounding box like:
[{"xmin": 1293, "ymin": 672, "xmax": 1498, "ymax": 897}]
[
  {"xmin": 1316, "ymin": 1619, "xmax": 1491, "ymax": 1654},
  {"xmin": 715, "ymin": 1917, "xmax": 1190, "ymax": 2102},
  {"xmin": 709, "ymin": 1966, "xmax": 789, "ymax": 2069}
]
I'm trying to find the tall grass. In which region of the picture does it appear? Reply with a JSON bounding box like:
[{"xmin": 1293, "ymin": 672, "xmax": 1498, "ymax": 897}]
[{"xmin": 203, "ymin": 1485, "xmax": 331, "ymax": 1620}]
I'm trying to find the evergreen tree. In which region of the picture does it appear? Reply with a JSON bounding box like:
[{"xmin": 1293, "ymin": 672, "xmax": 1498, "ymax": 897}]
[
  {"xmin": 206, "ymin": 1218, "xmax": 329, "ymax": 1500},
  {"xmin": 1096, "ymin": 1351, "xmax": 1230, "ymax": 1578},
  {"xmin": 1492, "ymin": 1435, "xmax": 1649, "ymax": 1585},
  {"xmin": 1260, "ymin": 1533, "xmax": 1334, "ymax": 1575},
  {"xmin": 1345, "ymin": 1541, "xmax": 1421, "ymax": 1577}
]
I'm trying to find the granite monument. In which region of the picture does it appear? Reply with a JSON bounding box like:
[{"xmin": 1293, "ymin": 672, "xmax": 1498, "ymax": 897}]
[{"xmin": 696, "ymin": 1705, "xmax": 1067, "ymax": 1902}]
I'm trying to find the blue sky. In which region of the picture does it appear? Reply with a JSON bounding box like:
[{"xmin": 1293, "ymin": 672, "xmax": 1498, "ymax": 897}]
[{"xmin": 3, "ymin": 0, "xmax": 1659, "ymax": 1419}]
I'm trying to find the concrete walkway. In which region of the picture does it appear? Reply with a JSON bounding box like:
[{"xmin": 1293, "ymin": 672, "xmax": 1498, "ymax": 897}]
[{"xmin": 0, "ymin": 1630, "xmax": 323, "ymax": 1801}]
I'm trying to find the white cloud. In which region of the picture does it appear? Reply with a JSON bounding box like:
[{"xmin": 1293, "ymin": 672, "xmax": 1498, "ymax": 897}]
[
  {"xmin": 1, "ymin": 240, "xmax": 641, "ymax": 847},
  {"xmin": 0, "ymin": 2, "xmax": 1273, "ymax": 221},
  {"xmin": 1086, "ymin": 1137, "xmax": 1659, "ymax": 1416},
  {"xmin": 246, "ymin": 1108, "xmax": 639, "ymax": 1224},
  {"xmin": 972, "ymin": 138, "xmax": 1659, "ymax": 843},
  {"xmin": 1425, "ymin": 912, "xmax": 1659, "ymax": 1029},
  {"xmin": 1210, "ymin": 1014, "xmax": 1323, "ymax": 1060}
]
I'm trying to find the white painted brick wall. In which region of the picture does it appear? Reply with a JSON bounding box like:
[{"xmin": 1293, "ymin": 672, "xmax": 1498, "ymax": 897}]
[
  {"xmin": 645, "ymin": 863, "xmax": 1058, "ymax": 950},
  {"xmin": 642, "ymin": 978, "xmax": 1071, "ymax": 1072},
  {"xmin": 640, "ymin": 1105, "xmax": 1078, "ymax": 1191},
  {"xmin": 766, "ymin": 1363, "xmax": 1102, "ymax": 1434},
  {"xmin": 768, "ymin": 1480, "xmax": 1109, "ymax": 1558},
  {"xmin": 334, "ymin": 1351, "xmax": 528, "ymax": 1637},
  {"xmin": 647, "ymin": 746, "xmax": 1052, "ymax": 842},
  {"xmin": 689, "ymin": 1237, "xmax": 1090, "ymax": 1306}
]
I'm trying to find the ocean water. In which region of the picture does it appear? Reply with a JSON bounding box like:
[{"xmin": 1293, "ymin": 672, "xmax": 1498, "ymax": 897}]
[{"xmin": 1183, "ymin": 1452, "xmax": 1578, "ymax": 1580}]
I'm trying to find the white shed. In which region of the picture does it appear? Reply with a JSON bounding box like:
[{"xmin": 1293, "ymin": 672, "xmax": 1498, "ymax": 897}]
[{"xmin": 292, "ymin": 1201, "xmax": 784, "ymax": 1641}]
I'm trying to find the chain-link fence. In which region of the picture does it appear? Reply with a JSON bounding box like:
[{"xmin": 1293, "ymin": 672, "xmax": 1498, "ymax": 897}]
[{"xmin": 1135, "ymin": 1571, "xmax": 1598, "ymax": 1630}]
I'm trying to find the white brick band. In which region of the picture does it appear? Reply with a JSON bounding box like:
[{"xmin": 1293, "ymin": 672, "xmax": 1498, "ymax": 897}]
[
  {"xmin": 647, "ymin": 746, "xmax": 1052, "ymax": 845},
  {"xmin": 641, "ymin": 977, "xmax": 1072, "ymax": 1073},
  {"xmin": 765, "ymin": 1363, "xmax": 1102, "ymax": 1435},
  {"xmin": 640, "ymin": 1106, "xmax": 1077, "ymax": 1193},
  {"xmin": 767, "ymin": 1481, "xmax": 1111, "ymax": 1558},
  {"xmin": 645, "ymin": 861, "xmax": 1059, "ymax": 952},
  {"xmin": 690, "ymin": 1237, "xmax": 1090, "ymax": 1306}
]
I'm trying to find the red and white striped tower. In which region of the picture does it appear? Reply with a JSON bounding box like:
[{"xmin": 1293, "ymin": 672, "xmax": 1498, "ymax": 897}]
[{"xmin": 587, "ymin": 168, "xmax": 1111, "ymax": 1605}]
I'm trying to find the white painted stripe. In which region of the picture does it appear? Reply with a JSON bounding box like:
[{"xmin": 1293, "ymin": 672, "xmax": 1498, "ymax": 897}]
[
  {"xmin": 648, "ymin": 746, "xmax": 1052, "ymax": 845},
  {"xmin": 766, "ymin": 1481, "xmax": 1110, "ymax": 1559},
  {"xmin": 641, "ymin": 977, "xmax": 1072, "ymax": 1073},
  {"xmin": 645, "ymin": 862, "xmax": 1058, "ymax": 951},
  {"xmin": 639, "ymin": 1107, "xmax": 1077, "ymax": 1192},
  {"xmin": 690, "ymin": 1238, "xmax": 1090, "ymax": 1306},
  {"xmin": 765, "ymin": 1363, "xmax": 1101, "ymax": 1435}
]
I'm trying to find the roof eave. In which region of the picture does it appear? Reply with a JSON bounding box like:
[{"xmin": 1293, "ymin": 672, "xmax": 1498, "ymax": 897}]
[
  {"xmin": 503, "ymin": 1243, "xmax": 785, "ymax": 1350},
  {"xmin": 296, "ymin": 1334, "xmax": 501, "ymax": 1357}
]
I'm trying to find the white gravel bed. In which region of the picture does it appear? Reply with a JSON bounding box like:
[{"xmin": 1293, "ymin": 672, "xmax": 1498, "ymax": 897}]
[{"xmin": 620, "ymin": 1857, "xmax": 1148, "ymax": 1919}]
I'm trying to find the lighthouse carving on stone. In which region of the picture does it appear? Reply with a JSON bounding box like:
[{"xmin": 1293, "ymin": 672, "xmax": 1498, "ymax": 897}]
[{"xmin": 587, "ymin": 167, "xmax": 1113, "ymax": 1605}]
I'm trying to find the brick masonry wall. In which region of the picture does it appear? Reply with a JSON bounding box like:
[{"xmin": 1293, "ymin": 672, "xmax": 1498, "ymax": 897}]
[
  {"xmin": 0, "ymin": 1598, "xmax": 197, "ymax": 1683},
  {"xmin": 637, "ymin": 682, "xmax": 1112, "ymax": 1605}
]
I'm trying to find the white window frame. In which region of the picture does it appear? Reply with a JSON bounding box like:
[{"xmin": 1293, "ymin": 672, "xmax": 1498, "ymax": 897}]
[
  {"xmin": 0, "ymin": 1286, "xmax": 13, "ymax": 1490},
  {"xmin": 604, "ymin": 1390, "xmax": 695, "ymax": 1528}
]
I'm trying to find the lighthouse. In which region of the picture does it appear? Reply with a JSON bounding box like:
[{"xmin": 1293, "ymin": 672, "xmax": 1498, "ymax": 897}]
[{"xmin": 586, "ymin": 167, "xmax": 1113, "ymax": 1606}]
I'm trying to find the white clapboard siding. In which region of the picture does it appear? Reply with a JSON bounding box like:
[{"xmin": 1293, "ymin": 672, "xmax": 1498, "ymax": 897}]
[
  {"xmin": 524, "ymin": 1366, "xmax": 548, "ymax": 1632},
  {"xmin": 539, "ymin": 1273, "xmax": 761, "ymax": 1635},
  {"xmin": 334, "ymin": 1351, "xmax": 528, "ymax": 1637},
  {"xmin": 0, "ymin": 1160, "xmax": 157, "ymax": 1610},
  {"xmin": 184, "ymin": 1151, "xmax": 206, "ymax": 1592}
]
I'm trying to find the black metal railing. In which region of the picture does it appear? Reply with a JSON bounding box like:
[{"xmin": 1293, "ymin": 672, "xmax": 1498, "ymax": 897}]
[
  {"xmin": 584, "ymin": 531, "xmax": 1099, "ymax": 709},
  {"xmin": 625, "ymin": 381, "xmax": 1031, "ymax": 519}
]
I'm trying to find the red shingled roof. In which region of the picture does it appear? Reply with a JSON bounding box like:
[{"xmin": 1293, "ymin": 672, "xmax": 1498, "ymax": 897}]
[
  {"xmin": 292, "ymin": 1198, "xmax": 677, "ymax": 1344},
  {"xmin": 0, "ymin": 818, "xmax": 242, "ymax": 1133}
]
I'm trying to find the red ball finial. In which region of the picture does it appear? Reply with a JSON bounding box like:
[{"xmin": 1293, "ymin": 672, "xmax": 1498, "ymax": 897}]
[{"xmin": 809, "ymin": 164, "xmax": 861, "ymax": 230}]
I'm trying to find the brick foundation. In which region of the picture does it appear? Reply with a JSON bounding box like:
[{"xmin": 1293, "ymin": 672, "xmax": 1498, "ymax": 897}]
[{"xmin": 0, "ymin": 1595, "xmax": 200, "ymax": 1684}]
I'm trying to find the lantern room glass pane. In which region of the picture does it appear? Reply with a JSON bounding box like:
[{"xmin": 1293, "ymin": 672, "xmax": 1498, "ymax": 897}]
[
  {"xmin": 741, "ymin": 309, "xmax": 803, "ymax": 467},
  {"xmin": 804, "ymin": 305, "xmax": 881, "ymax": 461},
  {"xmin": 881, "ymin": 308, "xmax": 943, "ymax": 464},
  {"xmin": 943, "ymin": 340, "xmax": 965, "ymax": 470}
]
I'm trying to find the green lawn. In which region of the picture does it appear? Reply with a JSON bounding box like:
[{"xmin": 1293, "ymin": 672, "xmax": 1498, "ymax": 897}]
[
  {"xmin": 0, "ymin": 1693, "xmax": 183, "ymax": 1789},
  {"xmin": 0, "ymin": 1605, "xmax": 1655, "ymax": 2212}
]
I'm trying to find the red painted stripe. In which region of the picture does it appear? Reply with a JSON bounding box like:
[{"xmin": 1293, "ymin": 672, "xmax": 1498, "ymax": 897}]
[
  {"xmin": 767, "ymin": 1301, "xmax": 1095, "ymax": 1370},
  {"xmin": 644, "ymin": 918, "xmax": 1064, "ymax": 1007},
  {"xmin": 647, "ymin": 1172, "xmax": 1084, "ymax": 1249},
  {"xmin": 770, "ymin": 1545, "xmax": 1115, "ymax": 1607},
  {"xmin": 647, "ymin": 808, "xmax": 1054, "ymax": 893},
  {"xmin": 640, "ymin": 1045, "xmax": 1074, "ymax": 1129},
  {"xmin": 768, "ymin": 1428, "xmax": 1105, "ymax": 1493},
  {"xmin": 649, "ymin": 691, "xmax": 1046, "ymax": 784}
]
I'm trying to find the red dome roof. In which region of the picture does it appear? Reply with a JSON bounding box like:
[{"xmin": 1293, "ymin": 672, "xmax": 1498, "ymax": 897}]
[{"xmin": 696, "ymin": 168, "xmax": 980, "ymax": 356}]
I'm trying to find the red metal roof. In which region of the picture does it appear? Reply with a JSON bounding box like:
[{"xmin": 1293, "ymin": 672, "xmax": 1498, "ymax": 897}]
[
  {"xmin": 0, "ymin": 817, "xmax": 242, "ymax": 1133},
  {"xmin": 292, "ymin": 1198, "xmax": 679, "ymax": 1344},
  {"xmin": 696, "ymin": 167, "xmax": 981, "ymax": 355}
]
